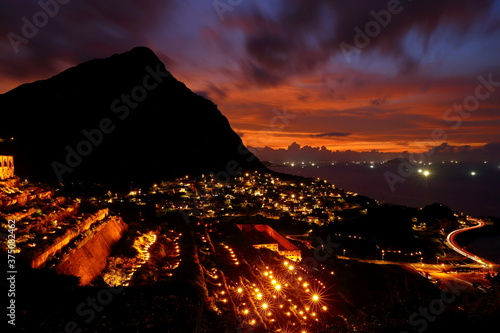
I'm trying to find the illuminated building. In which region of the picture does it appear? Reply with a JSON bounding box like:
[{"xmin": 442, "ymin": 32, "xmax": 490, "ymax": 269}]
[
  {"xmin": 237, "ymin": 224, "xmax": 301, "ymax": 261},
  {"xmin": 0, "ymin": 155, "xmax": 14, "ymax": 180}
]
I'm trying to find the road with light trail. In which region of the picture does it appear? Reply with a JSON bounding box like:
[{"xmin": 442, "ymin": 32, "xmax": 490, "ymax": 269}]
[{"xmin": 445, "ymin": 218, "xmax": 497, "ymax": 268}]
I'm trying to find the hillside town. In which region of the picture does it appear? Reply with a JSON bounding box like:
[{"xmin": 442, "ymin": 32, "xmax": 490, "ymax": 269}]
[{"xmin": 2, "ymin": 156, "xmax": 499, "ymax": 332}]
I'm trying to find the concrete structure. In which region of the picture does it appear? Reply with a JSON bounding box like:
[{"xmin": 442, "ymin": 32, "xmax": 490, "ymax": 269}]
[
  {"xmin": 0, "ymin": 155, "xmax": 14, "ymax": 180},
  {"xmin": 237, "ymin": 224, "xmax": 301, "ymax": 261}
]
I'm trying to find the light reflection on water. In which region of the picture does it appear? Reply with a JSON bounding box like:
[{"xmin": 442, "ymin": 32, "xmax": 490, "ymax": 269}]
[{"xmin": 271, "ymin": 162, "xmax": 500, "ymax": 217}]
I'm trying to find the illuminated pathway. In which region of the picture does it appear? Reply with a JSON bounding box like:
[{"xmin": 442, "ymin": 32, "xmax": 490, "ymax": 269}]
[
  {"xmin": 123, "ymin": 231, "xmax": 158, "ymax": 286},
  {"xmin": 223, "ymin": 260, "xmax": 337, "ymax": 332},
  {"xmin": 445, "ymin": 218, "xmax": 497, "ymax": 268}
]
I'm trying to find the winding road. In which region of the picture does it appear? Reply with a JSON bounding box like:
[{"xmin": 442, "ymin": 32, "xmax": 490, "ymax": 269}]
[{"xmin": 445, "ymin": 218, "xmax": 497, "ymax": 268}]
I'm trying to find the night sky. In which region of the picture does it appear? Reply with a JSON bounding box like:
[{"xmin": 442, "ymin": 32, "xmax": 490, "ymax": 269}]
[{"xmin": 1, "ymin": 0, "xmax": 500, "ymax": 155}]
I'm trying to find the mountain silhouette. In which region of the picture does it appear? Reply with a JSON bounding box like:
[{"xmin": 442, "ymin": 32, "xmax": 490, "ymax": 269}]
[{"xmin": 0, "ymin": 47, "xmax": 268, "ymax": 188}]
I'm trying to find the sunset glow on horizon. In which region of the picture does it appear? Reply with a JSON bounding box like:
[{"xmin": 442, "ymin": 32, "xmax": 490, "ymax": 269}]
[{"xmin": 1, "ymin": 0, "xmax": 499, "ymax": 154}]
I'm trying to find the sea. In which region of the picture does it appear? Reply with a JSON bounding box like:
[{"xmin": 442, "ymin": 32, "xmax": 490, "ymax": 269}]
[
  {"xmin": 270, "ymin": 161, "xmax": 500, "ymax": 262},
  {"xmin": 469, "ymin": 234, "xmax": 500, "ymax": 264}
]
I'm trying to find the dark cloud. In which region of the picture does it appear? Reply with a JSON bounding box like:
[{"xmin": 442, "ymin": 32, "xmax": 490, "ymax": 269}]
[
  {"xmin": 235, "ymin": 0, "xmax": 495, "ymax": 86},
  {"xmin": 195, "ymin": 90, "xmax": 210, "ymax": 100},
  {"xmin": 431, "ymin": 142, "xmax": 500, "ymax": 158},
  {"xmin": 247, "ymin": 34, "xmax": 292, "ymax": 71},
  {"xmin": 297, "ymin": 93, "xmax": 312, "ymax": 102},
  {"xmin": 250, "ymin": 141, "xmax": 500, "ymax": 163},
  {"xmin": 311, "ymin": 132, "xmax": 351, "ymax": 137},
  {"xmin": 250, "ymin": 142, "xmax": 397, "ymax": 162},
  {"xmin": 371, "ymin": 96, "xmax": 388, "ymax": 106},
  {"xmin": 0, "ymin": 0, "xmax": 176, "ymax": 81},
  {"xmin": 1, "ymin": 0, "xmax": 496, "ymax": 89},
  {"xmin": 207, "ymin": 82, "xmax": 227, "ymax": 100},
  {"xmin": 196, "ymin": 82, "xmax": 228, "ymax": 102},
  {"xmin": 242, "ymin": 55, "xmax": 290, "ymax": 86}
]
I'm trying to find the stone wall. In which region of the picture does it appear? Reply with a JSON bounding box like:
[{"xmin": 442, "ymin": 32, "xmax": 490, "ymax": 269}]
[
  {"xmin": 31, "ymin": 208, "xmax": 108, "ymax": 269},
  {"xmin": 0, "ymin": 188, "xmax": 54, "ymax": 210},
  {"xmin": 55, "ymin": 216, "xmax": 128, "ymax": 285}
]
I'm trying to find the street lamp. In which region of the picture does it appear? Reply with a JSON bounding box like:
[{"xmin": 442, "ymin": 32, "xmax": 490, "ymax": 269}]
[
  {"xmin": 381, "ymin": 250, "xmax": 385, "ymax": 261},
  {"xmin": 343, "ymin": 249, "xmax": 346, "ymax": 257},
  {"xmin": 420, "ymin": 257, "xmax": 423, "ymax": 264},
  {"xmin": 436, "ymin": 256, "xmax": 439, "ymax": 265}
]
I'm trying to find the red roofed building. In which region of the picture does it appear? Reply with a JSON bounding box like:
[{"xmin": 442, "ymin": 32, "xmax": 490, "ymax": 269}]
[{"xmin": 237, "ymin": 224, "xmax": 301, "ymax": 261}]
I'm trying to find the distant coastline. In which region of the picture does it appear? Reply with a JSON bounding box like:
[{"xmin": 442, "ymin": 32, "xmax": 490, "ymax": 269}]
[
  {"xmin": 270, "ymin": 162, "xmax": 500, "ymax": 263},
  {"xmin": 269, "ymin": 162, "xmax": 500, "ymax": 218}
]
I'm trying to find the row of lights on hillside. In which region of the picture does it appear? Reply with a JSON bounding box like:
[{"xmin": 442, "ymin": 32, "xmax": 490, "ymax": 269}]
[
  {"xmin": 224, "ymin": 244, "xmax": 239, "ymax": 266},
  {"xmin": 166, "ymin": 234, "xmax": 182, "ymax": 276},
  {"xmin": 243, "ymin": 262, "xmax": 328, "ymax": 327},
  {"xmin": 124, "ymin": 232, "xmax": 157, "ymax": 286}
]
